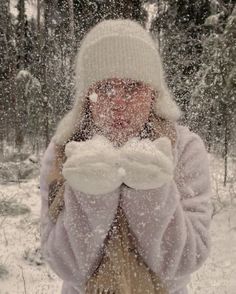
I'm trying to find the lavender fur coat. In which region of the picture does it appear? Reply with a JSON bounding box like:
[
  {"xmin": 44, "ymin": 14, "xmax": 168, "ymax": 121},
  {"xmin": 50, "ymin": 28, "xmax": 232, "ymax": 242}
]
[{"xmin": 39, "ymin": 123, "xmax": 213, "ymax": 294}]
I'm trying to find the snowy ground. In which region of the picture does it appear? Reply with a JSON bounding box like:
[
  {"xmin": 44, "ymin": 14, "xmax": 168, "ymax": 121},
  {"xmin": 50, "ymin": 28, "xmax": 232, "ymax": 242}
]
[{"xmin": 0, "ymin": 153, "xmax": 235, "ymax": 294}]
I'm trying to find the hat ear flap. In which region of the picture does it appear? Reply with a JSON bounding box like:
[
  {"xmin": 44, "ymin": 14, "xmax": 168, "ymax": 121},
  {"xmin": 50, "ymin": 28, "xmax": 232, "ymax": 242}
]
[
  {"xmin": 52, "ymin": 92, "xmax": 87, "ymax": 146},
  {"xmin": 52, "ymin": 110, "xmax": 78, "ymax": 145},
  {"xmin": 153, "ymin": 81, "xmax": 182, "ymax": 122}
]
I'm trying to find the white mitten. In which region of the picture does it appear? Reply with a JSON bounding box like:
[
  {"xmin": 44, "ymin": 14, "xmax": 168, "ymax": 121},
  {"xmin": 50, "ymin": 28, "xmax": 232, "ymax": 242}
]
[
  {"xmin": 62, "ymin": 135, "xmax": 124, "ymax": 195},
  {"xmin": 120, "ymin": 136, "xmax": 174, "ymax": 190}
]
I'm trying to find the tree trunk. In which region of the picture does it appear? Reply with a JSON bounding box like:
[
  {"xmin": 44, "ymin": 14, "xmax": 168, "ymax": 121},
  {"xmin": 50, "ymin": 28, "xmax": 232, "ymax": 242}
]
[
  {"xmin": 42, "ymin": 0, "xmax": 52, "ymax": 147},
  {"xmin": 68, "ymin": 0, "xmax": 76, "ymax": 67},
  {"xmin": 15, "ymin": 0, "xmax": 27, "ymax": 148},
  {"xmin": 37, "ymin": 0, "xmax": 41, "ymax": 33},
  {"xmin": 17, "ymin": 0, "xmax": 26, "ymax": 69},
  {"xmin": 223, "ymin": 105, "xmax": 229, "ymax": 186},
  {"xmin": 206, "ymin": 106, "xmax": 214, "ymax": 153}
]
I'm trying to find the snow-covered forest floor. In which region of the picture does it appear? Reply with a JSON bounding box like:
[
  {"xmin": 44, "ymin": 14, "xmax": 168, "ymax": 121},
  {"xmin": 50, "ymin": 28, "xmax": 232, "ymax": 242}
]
[{"xmin": 0, "ymin": 151, "xmax": 235, "ymax": 294}]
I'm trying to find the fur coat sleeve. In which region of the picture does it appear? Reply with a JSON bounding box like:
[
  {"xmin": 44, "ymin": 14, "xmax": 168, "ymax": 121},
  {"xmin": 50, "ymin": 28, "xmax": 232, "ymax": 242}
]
[
  {"xmin": 39, "ymin": 141, "xmax": 121, "ymax": 290},
  {"xmin": 120, "ymin": 124, "xmax": 213, "ymax": 290}
]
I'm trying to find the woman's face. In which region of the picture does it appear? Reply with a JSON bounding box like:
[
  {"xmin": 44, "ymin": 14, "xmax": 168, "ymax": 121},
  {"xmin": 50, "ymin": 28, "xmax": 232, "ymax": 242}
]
[{"xmin": 88, "ymin": 78, "xmax": 154, "ymax": 143}]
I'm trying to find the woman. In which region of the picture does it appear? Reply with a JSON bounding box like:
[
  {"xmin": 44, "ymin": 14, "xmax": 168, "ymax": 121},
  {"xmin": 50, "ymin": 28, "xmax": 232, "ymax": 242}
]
[{"xmin": 40, "ymin": 19, "xmax": 213, "ymax": 294}]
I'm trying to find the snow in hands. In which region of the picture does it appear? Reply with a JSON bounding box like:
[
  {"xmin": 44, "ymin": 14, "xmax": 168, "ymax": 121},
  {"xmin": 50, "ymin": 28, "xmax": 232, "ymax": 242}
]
[{"xmin": 62, "ymin": 134, "xmax": 174, "ymax": 195}]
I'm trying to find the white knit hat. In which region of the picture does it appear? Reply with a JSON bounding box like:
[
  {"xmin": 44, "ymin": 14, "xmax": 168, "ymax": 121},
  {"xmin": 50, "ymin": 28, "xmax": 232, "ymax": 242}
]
[{"xmin": 53, "ymin": 19, "xmax": 182, "ymax": 145}]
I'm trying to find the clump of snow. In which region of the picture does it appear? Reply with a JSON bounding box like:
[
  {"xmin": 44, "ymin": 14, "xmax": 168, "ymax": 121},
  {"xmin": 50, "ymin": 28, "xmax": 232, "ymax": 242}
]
[
  {"xmin": 204, "ymin": 14, "xmax": 220, "ymax": 26},
  {"xmin": 15, "ymin": 69, "xmax": 42, "ymax": 96},
  {"xmin": 227, "ymin": 14, "xmax": 236, "ymax": 28},
  {"xmin": 89, "ymin": 92, "xmax": 98, "ymax": 102},
  {"xmin": 0, "ymin": 154, "xmax": 40, "ymax": 184},
  {"xmin": 28, "ymin": 155, "xmax": 38, "ymax": 164},
  {"xmin": 15, "ymin": 70, "xmax": 32, "ymax": 80}
]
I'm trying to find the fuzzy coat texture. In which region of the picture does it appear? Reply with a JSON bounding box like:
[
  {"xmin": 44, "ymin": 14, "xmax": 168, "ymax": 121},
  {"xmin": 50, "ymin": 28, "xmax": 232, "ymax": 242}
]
[{"xmin": 40, "ymin": 123, "xmax": 213, "ymax": 294}]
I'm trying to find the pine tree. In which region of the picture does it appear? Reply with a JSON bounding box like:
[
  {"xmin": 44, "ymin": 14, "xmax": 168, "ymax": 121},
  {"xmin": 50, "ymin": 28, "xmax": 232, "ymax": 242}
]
[
  {"xmin": 0, "ymin": 0, "xmax": 16, "ymax": 154},
  {"xmin": 150, "ymin": 0, "xmax": 211, "ymax": 122},
  {"xmin": 189, "ymin": 3, "xmax": 236, "ymax": 184},
  {"xmin": 14, "ymin": 0, "xmax": 31, "ymax": 148}
]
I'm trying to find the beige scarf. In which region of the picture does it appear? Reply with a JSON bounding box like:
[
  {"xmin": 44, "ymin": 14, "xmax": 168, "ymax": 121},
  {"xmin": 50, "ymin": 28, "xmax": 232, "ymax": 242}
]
[{"xmin": 85, "ymin": 204, "xmax": 168, "ymax": 294}]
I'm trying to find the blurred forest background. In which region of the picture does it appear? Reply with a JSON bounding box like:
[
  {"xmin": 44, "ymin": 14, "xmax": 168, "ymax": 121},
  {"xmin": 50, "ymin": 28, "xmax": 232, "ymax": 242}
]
[
  {"xmin": 0, "ymin": 2, "xmax": 235, "ymax": 292},
  {"xmin": 0, "ymin": 0, "xmax": 235, "ymax": 183}
]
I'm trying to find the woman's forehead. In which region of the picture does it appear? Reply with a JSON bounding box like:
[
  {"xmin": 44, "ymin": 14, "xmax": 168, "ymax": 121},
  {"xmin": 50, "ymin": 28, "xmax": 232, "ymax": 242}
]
[{"xmin": 92, "ymin": 78, "xmax": 148, "ymax": 89}]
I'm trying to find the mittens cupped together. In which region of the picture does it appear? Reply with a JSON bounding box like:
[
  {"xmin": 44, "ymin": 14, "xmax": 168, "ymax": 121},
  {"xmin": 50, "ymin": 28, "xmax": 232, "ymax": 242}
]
[
  {"xmin": 62, "ymin": 135, "xmax": 175, "ymax": 195},
  {"xmin": 120, "ymin": 136, "xmax": 174, "ymax": 190},
  {"xmin": 62, "ymin": 135, "xmax": 124, "ymax": 195}
]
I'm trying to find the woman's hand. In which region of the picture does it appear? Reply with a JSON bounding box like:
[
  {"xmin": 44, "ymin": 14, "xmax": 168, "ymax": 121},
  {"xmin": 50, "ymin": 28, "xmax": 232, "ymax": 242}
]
[
  {"xmin": 120, "ymin": 136, "xmax": 174, "ymax": 190},
  {"xmin": 62, "ymin": 135, "xmax": 124, "ymax": 195}
]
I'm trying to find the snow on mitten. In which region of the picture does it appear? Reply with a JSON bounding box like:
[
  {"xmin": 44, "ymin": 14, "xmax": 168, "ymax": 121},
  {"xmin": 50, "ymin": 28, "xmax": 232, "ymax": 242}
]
[
  {"xmin": 120, "ymin": 136, "xmax": 174, "ymax": 190},
  {"xmin": 62, "ymin": 135, "xmax": 124, "ymax": 195}
]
